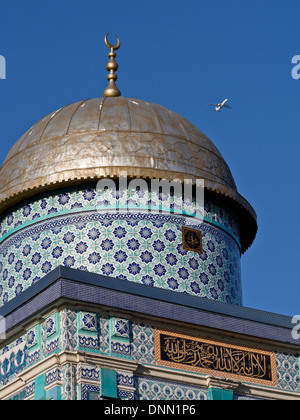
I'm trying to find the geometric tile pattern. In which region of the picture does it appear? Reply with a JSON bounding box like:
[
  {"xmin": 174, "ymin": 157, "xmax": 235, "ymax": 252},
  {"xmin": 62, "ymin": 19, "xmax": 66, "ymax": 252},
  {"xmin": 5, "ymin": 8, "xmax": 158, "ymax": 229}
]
[
  {"xmin": 60, "ymin": 309, "xmax": 77, "ymax": 352},
  {"xmin": 131, "ymin": 323, "xmax": 155, "ymax": 364},
  {"xmin": 0, "ymin": 187, "xmax": 240, "ymax": 240},
  {"xmin": 41, "ymin": 314, "xmax": 60, "ymax": 358},
  {"xmin": 134, "ymin": 376, "xmax": 208, "ymax": 400},
  {"xmin": 276, "ymin": 352, "xmax": 300, "ymax": 391},
  {"xmin": 111, "ymin": 317, "xmax": 130, "ymax": 339},
  {"xmin": 0, "ymin": 188, "xmax": 242, "ymax": 306},
  {"xmin": 77, "ymin": 311, "xmax": 100, "ymax": 353},
  {"xmin": 110, "ymin": 317, "xmax": 131, "ymax": 357},
  {"xmin": 61, "ymin": 363, "xmax": 77, "ymax": 400}
]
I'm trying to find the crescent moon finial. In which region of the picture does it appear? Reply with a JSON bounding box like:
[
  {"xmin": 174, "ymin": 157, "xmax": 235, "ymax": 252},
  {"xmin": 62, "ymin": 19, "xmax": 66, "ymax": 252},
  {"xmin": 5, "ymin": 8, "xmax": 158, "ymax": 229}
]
[
  {"xmin": 103, "ymin": 33, "xmax": 121, "ymax": 97},
  {"xmin": 105, "ymin": 33, "xmax": 120, "ymax": 51}
]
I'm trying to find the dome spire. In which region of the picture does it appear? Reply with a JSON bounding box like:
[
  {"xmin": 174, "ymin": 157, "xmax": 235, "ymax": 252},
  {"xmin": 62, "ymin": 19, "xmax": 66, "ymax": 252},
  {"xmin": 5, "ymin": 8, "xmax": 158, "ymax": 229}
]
[{"xmin": 103, "ymin": 33, "xmax": 121, "ymax": 97}]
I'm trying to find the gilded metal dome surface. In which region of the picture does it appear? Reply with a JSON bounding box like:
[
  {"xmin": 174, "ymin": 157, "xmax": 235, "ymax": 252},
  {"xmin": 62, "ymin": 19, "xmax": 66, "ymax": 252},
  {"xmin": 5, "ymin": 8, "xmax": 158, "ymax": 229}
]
[{"xmin": 0, "ymin": 96, "xmax": 257, "ymax": 251}]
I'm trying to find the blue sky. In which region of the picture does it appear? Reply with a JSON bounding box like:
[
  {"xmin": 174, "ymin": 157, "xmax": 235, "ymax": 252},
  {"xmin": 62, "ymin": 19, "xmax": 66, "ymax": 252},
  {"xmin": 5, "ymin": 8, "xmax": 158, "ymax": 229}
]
[{"xmin": 0, "ymin": 0, "xmax": 299, "ymax": 316}]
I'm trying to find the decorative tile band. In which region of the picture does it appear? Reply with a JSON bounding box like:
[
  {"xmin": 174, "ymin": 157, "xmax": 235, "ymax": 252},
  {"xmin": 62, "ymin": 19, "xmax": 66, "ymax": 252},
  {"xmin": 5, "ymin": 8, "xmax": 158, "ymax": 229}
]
[
  {"xmin": 154, "ymin": 329, "xmax": 278, "ymax": 387},
  {"xmin": 0, "ymin": 187, "xmax": 240, "ymax": 245},
  {"xmin": 0, "ymin": 210, "xmax": 242, "ymax": 306}
]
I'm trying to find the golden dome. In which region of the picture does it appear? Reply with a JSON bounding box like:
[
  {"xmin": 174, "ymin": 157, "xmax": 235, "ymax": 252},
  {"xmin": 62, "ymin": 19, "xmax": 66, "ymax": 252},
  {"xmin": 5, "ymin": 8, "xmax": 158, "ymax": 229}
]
[{"xmin": 0, "ymin": 96, "xmax": 257, "ymax": 251}]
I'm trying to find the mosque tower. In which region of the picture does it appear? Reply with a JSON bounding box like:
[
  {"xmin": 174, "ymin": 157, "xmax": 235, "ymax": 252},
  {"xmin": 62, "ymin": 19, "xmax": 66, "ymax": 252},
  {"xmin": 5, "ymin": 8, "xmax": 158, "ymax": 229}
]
[{"xmin": 0, "ymin": 36, "xmax": 298, "ymax": 401}]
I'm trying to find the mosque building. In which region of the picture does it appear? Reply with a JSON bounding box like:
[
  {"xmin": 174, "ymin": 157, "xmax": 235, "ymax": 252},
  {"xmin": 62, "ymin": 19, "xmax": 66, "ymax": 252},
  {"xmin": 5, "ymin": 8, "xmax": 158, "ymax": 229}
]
[{"xmin": 0, "ymin": 35, "xmax": 299, "ymax": 401}]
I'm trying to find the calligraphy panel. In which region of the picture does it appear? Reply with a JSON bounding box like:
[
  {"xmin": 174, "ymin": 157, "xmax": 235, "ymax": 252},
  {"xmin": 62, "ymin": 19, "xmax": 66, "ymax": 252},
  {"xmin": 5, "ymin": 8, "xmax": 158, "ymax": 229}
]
[
  {"xmin": 154, "ymin": 330, "xmax": 277, "ymax": 387},
  {"xmin": 182, "ymin": 227, "xmax": 203, "ymax": 254}
]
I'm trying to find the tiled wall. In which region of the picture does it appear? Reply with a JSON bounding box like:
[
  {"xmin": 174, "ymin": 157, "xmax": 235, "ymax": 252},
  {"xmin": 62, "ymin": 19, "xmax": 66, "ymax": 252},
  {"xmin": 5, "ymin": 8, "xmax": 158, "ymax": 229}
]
[
  {"xmin": 1, "ymin": 308, "xmax": 299, "ymax": 399},
  {"xmin": 0, "ymin": 187, "xmax": 242, "ymax": 306}
]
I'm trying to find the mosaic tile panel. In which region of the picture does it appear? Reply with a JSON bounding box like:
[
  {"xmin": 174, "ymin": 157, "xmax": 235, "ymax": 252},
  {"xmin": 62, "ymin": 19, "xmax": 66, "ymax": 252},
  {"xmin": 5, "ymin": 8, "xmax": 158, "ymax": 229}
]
[
  {"xmin": 41, "ymin": 314, "xmax": 60, "ymax": 358},
  {"xmin": 78, "ymin": 363, "xmax": 100, "ymax": 383},
  {"xmin": 0, "ymin": 203, "xmax": 242, "ymax": 306},
  {"xmin": 0, "ymin": 339, "xmax": 27, "ymax": 383},
  {"xmin": 99, "ymin": 315, "xmax": 110, "ymax": 354},
  {"xmin": 110, "ymin": 317, "xmax": 131, "ymax": 357},
  {"xmin": 131, "ymin": 323, "xmax": 155, "ymax": 364},
  {"xmin": 61, "ymin": 363, "xmax": 77, "ymax": 400},
  {"xmin": 111, "ymin": 317, "xmax": 130, "ymax": 339},
  {"xmin": 134, "ymin": 376, "xmax": 208, "ymax": 400},
  {"xmin": 60, "ymin": 309, "xmax": 77, "ymax": 352},
  {"xmin": 27, "ymin": 324, "xmax": 41, "ymax": 368},
  {"xmin": 81, "ymin": 384, "xmax": 101, "ymax": 400},
  {"xmin": 46, "ymin": 366, "xmax": 62, "ymax": 388},
  {"xmin": 78, "ymin": 311, "xmax": 100, "ymax": 353},
  {"xmin": 276, "ymin": 352, "xmax": 300, "ymax": 391}
]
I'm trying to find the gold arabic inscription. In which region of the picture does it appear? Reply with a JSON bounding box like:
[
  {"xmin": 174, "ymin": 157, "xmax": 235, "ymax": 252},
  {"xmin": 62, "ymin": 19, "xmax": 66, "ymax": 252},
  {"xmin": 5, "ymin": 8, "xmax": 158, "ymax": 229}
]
[{"xmin": 155, "ymin": 331, "xmax": 277, "ymax": 385}]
